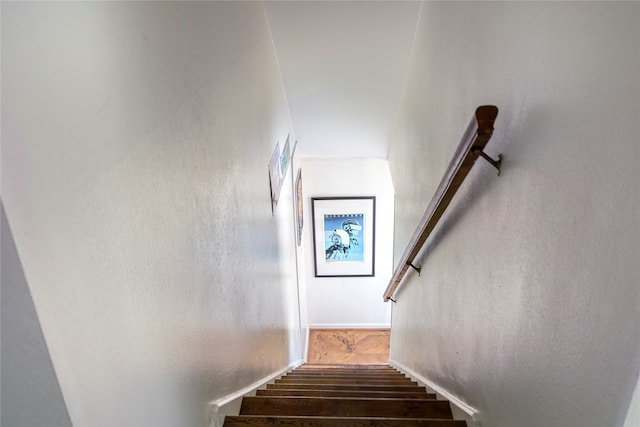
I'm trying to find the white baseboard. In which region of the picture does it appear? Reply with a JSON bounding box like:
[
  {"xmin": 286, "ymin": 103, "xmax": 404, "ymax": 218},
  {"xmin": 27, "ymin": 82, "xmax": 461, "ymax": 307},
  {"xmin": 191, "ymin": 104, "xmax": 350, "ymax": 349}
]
[
  {"xmin": 308, "ymin": 323, "xmax": 390, "ymax": 329},
  {"xmin": 389, "ymin": 358, "xmax": 481, "ymax": 424},
  {"xmin": 208, "ymin": 359, "xmax": 303, "ymax": 427}
]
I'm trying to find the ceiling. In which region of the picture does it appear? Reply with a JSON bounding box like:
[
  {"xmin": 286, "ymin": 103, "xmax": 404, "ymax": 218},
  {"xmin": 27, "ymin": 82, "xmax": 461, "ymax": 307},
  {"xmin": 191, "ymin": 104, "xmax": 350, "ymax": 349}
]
[{"xmin": 264, "ymin": 1, "xmax": 421, "ymax": 159}]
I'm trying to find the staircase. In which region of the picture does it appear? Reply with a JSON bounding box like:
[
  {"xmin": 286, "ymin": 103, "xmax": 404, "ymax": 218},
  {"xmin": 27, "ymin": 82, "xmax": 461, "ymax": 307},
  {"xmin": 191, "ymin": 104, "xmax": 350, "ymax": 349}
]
[{"xmin": 223, "ymin": 364, "xmax": 467, "ymax": 426}]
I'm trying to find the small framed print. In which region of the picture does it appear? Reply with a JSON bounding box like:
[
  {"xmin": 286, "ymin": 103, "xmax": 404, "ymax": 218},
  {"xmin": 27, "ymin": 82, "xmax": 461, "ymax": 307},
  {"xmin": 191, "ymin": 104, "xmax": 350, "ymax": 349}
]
[
  {"xmin": 311, "ymin": 196, "xmax": 375, "ymax": 277},
  {"xmin": 268, "ymin": 142, "xmax": 281, "ymax": 214},
  {"xmin": 295, "ymin": 169, "xmax": 303, "ymax": 246}
]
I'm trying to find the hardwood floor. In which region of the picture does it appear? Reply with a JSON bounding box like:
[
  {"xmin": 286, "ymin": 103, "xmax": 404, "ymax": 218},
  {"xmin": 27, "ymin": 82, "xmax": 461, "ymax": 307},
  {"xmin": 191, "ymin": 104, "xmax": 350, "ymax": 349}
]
[{"xmin": 307, "ymin": 328, "xmax": 390, "ymax": 364}]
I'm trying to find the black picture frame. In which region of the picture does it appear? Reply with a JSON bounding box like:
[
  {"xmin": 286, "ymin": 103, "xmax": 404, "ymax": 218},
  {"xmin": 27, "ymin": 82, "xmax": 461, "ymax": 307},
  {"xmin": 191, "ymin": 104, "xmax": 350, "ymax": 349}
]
[{"xmin": 311, "ymin": 196, "xmax": 375, "ymax": 277}]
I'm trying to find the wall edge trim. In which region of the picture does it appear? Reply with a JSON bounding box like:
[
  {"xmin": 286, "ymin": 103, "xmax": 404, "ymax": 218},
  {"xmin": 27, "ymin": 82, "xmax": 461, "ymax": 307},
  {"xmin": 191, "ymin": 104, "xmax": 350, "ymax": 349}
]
[
  {"xmin": 389, "ymin": 358, "xmax": 480, "ymax": 422},
  {"xmin": 208, "ymin": 358, "xmax": 303, "ymax": 424},
  {"xmin": 308, "ymin": 323, "xmax": 391, "ymax": 329},
  {"xmin": 209, "ymin": 359, "xmax": 303, "ymax": 409}
]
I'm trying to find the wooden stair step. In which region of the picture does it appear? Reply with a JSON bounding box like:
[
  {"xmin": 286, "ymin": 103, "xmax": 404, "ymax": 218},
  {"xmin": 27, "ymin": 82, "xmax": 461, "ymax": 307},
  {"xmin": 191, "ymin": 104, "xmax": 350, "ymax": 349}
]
[
  {"xmin": 292, "ymin": 370, "xmax": 399, "ymax": 375},
  {"xmin": 286, "ymin": 371, "xmax": 407, "ymax": 379},
  {"xmin": 286, "ymin": 369, "xmax": 404, "ymax": 374},
  {"xmin": 279, "ymin": 375, "xmax": 414, "ymax": 383},
  {"xmin": 224, "ymin": 415, "xmax": 466, "ymax": 426},
  {"xmin": 257, "ymin": 389, "xmax": 437, "ymax": 399},
  {"xmin": 290, "ymin": 371, "xmax": 402, "ymax": 375},
  {"xmin": 239, "ymin": 397, "xmax": 452, "ymax": 419},
  {"xmin": 267, "ymin": 383, "xmax": 427, "ymax": 392},
  {"xmin": 298, "ymin": 364, "xmax": 394, "ymax": 369},
  {"xmin": 294, "ymin": 368, "xmax": 396, "ymax": 374},
  {"xmin": 289, "ymin": 371, "xmax": 402, "ymax": 377},
  {"xmin": 294, "ymin": 368, "xmax": 396, "ymax": 373},
  {"xmin": 275, "ymin": 378, "xmax": 417, "ymax": 385},
  {"xmin": 291, "ymin": 366, "xmax": 396, "ymax": 371}
]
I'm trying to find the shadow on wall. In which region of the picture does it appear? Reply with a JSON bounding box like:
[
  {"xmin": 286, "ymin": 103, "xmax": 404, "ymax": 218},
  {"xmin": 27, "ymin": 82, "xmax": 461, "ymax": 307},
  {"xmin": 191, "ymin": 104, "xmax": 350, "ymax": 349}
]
[{"xmin": 1, "ymin": 201, "xmax": 73, "ymax": 427}]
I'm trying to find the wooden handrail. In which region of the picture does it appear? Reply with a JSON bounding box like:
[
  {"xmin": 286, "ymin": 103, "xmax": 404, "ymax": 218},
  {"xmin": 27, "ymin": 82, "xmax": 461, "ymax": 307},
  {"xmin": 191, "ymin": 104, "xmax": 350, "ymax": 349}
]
[{"xmin": 383, "ymin": 105, "xmax": 501, "ymax": 302}]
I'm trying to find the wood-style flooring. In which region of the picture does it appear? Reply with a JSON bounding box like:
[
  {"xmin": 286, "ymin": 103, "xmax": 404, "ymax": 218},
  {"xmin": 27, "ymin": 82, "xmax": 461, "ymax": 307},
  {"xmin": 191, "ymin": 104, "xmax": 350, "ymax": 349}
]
[{"xmin": 307, "ymin": 328, "xmax": 390, "ymax": 365}]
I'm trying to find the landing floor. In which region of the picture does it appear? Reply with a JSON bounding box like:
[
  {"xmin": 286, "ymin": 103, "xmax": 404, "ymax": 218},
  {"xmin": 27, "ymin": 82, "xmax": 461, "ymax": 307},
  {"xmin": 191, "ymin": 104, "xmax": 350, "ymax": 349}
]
[{"xmin": 307, "ymin": 328, "xmax": 390, "ymax": 365}]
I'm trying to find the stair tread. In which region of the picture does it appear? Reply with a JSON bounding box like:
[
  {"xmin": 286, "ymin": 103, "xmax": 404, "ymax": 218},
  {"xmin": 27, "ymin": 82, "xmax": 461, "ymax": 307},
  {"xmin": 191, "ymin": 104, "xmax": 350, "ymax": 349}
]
[
  {"xmin": 294, "ymin": 366, "xmax": 395, "ymax": 370},
  {"xmin": 240, "ymin": 396, "xmax": 452, "ymax": 418},
  {"xmin": 294, "ymin": 369, "xmax": 396, "ymax": 373},
  {"xmin": 287, "ymin": 371, "xmax": 405, "ymax": 378},
  {"xmin": 296, "ymin": 366, "xmax": 395, "ymax": 372},
  {"xmin": 284, "ymin": 372, "xmax": 406, "ymax": 375},
  {"xmin": 289, "ymin": 369, "xmax": 401, "ymax": 372},
  {"xmin": 224, "ymin": 415, "xmax": 466, "ymax": 426},
  {"xmin": 246, "ymin": 396, "xmax": 442, "ymax": 402},
  {"xmin": 257, "ymin": 389, "xmax": 436, "ymax": 399},
  {"xmin": 275, "ymin": 379, "xmax": 417, "ymax": 385},
  {"xmin": 282, "ymin": 375, "xmax": 411, "ymax": 380},
  {"xmin": 268, "ymin": 383, "xmax": 427, "ymax": 392}
]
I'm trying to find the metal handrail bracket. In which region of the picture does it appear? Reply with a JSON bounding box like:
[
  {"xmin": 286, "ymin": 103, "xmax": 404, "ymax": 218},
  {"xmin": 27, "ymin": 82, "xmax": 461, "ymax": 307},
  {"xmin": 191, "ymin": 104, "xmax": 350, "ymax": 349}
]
[{"xmin": 383, "ymin": 105, "xmax": 501, "ymax": 302}]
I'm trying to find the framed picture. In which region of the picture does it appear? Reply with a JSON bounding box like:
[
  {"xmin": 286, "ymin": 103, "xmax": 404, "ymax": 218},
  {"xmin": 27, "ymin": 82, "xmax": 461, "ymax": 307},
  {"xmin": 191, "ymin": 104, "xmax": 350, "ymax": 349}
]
[
  {"xmin": 311, "ymin": 196, "xmax": 375, "ymax": 277},
  {"xmin": 280, "ymin": 135, "xmax": 291, "ymax": 179},
  {"xmin": 268, "ymin": 141, "xmax": 282, "ymax": 214},
  {"xmin": 268, "ymin": 135, "xmax": 291, "ymax": 215},
  {"xmin": 295, "ymin": 169, "xmax": 303, "ymax": 246}
]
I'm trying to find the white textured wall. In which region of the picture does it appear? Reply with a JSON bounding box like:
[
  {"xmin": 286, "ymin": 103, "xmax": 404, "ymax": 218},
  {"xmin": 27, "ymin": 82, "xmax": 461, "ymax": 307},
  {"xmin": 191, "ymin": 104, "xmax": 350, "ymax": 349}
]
[
  {"xmin": 1, "ymin": 2, "xmax": 300, "ymax": 426},
  {"xmin": 388, "ymin": 2, "xmax": 639, "ymax": 427},
  {"xmin": 301, "ymin": 158, "xmax": 393, "ymax": 328}
]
